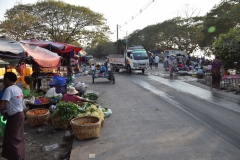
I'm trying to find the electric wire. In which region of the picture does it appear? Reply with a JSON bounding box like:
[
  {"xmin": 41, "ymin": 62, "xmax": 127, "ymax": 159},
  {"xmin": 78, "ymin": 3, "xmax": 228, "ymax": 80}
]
[{"xmin": 118, "ymin": 0, "xmax": 155, "ymax": 29}]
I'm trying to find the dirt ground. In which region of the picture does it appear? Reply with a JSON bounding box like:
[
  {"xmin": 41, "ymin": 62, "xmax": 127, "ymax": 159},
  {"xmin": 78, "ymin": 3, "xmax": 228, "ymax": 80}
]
[{"xmin": 0, "ymin": 109, "xmax": 74, "ymax": 160}]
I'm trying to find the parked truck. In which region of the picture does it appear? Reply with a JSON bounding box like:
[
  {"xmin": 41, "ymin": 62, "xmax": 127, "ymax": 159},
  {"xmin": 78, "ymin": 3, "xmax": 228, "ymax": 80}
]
[{"xmin": 109, "ymin": 46, "xmax": 149, "ymax": 74}]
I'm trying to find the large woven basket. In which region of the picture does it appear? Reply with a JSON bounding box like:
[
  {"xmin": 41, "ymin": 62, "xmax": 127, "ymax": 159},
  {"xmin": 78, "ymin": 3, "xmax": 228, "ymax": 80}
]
[
  {"xmin": 50, "ymin": 117, "xmax": 72, "ymax": 130},
  {"xmin": 70, "ymin": 116, "xmax": 101, "ymax": 141},
  {"xmin": 26, "ymin": 108, "xmax": 50, "ymax": 127}
]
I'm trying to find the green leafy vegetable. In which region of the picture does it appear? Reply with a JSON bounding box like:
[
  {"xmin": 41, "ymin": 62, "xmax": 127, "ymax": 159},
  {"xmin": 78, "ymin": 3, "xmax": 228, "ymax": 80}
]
[
  {"xmin": 82, "ymin": 93, "xmax": 98, "ymax": 100},
  {"xmin": 51, "ymin": 101, "xmax": 79, "ymax": 121}
]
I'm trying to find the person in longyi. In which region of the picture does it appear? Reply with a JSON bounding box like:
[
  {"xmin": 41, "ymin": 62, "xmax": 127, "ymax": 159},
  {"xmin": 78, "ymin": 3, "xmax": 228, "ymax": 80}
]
[{"xmin": 0, "ymin": 72, "xmax": 25, "ymax": 160}]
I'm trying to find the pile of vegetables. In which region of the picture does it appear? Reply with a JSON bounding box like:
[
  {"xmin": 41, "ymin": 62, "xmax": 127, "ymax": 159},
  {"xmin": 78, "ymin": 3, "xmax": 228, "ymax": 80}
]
[
  {"xmin": 24, "ymin": 91, "xmax": 44, "ymax": 98},
  {"xmin": 27, "ymin": 109, "xmax": 48, "ymax": 116},
  {"xmin": 51, "ymin": 101, "xmax": 79, "ymax": 121},
  {"xmin": 34, "ymin": 97, "xmax": 50, "ymax": 104},
  {"xmin": 50, "ymin": 95, "xmax": 61, "ymax": 99},
  {"xmin": 77, "ymin": 102, "xmax": 104, "ymax": 121},
  {"xmin": 83, "ymin": 93, "xmax": 98, "ymax": 100}
]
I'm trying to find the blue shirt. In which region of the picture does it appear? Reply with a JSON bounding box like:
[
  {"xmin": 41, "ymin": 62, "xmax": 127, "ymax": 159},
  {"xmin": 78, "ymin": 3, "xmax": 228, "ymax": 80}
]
[
  {"xmin": 100, "ymin": 65, "xmax": 106, "ymax": 72},
  {"xmin": 197, "ymin": 69, "xmax": 204, "ymax": 74}
]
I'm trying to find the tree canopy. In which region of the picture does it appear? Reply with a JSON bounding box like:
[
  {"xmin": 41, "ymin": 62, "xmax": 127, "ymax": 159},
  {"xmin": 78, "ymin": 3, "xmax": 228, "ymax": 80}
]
[
  {"xmin": 0, "ymin": 0, "xmax": 111, "ymax": 46},
  {"xmin": 213, "ymin": 27, "xmax": 240, "ymax": 69}
]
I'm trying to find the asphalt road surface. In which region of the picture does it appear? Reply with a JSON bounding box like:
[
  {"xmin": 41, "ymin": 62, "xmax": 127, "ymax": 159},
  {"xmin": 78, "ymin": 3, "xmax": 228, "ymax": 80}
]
[{"xmin": 70, "ymin": 67, "xmax": 240, "ymax": 160}]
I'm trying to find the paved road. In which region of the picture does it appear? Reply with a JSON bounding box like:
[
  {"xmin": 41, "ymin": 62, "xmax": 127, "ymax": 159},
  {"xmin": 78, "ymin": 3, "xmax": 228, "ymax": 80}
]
[{"xmin": 70, "ymin": 66, "xmax": 240, "ymax": 160}]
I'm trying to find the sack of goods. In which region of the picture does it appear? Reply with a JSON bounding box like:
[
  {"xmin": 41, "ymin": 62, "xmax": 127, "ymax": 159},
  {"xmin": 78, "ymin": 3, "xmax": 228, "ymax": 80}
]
[{"xmin": 72, "ymin": 82, "xmax": 88, "ymax": 91}]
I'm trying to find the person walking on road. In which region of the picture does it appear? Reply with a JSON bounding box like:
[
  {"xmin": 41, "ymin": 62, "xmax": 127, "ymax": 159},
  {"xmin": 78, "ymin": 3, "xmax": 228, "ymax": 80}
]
[
  {"xmin": 149, "ymin": 56, "xmax": 154, "ymax": 69},
  {"xmin": 0, "ymin": 72, "xmax": 25, "ymax": 160},
  {"xmin": 211, "ymin": 56, "xmax": 223, "ymax": 90},
  {"xmin": 168, "ymin": 54, "xmax": 176, "ymax": 76},
  {"xmin": 154, "ymin": 54, "xmax": 159, "ymax": 69},
  {"xmin": 163, "ymin": 56, "xmax": 169, "ymax": 70}
]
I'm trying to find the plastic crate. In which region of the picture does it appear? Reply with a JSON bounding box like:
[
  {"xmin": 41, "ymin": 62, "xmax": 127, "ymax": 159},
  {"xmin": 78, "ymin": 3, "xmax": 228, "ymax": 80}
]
[
  {"xmin": 49, "ymin": 84, "xmax": 67, "ymax": 94},
  {"xmin": 0, "ymin": 116, "xmax": 7, "ymax": 138}
]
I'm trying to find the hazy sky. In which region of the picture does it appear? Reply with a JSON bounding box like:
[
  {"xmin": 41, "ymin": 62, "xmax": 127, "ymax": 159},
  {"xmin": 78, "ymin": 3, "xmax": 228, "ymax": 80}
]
[{"xmin": 0, "ymin": 0, "xmax": 221, "ymax": 41}]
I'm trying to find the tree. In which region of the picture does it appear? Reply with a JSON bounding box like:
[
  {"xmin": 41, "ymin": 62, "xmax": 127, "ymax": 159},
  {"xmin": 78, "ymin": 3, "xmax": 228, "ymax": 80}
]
[
  {"xmin": 199, "ymin": 0, "xmax": 240, "ymax": 50},
  {"xmin": 0, "ymin": 3, "xmax": 44, "ymax": 41},
  {"xmin": 85, "ymin": 41, "xmax": 116, "ymax": 58},
  {"xmin": 126, "ymin": 17, "xmax": 203, "ymax": 55},
  {"xmin": 213, "ymin": 27, "xmax": 240, "ymax": 69},
  {"xmin": 0, "ymin": 0, "xmax": 111, "ymax": 46}
]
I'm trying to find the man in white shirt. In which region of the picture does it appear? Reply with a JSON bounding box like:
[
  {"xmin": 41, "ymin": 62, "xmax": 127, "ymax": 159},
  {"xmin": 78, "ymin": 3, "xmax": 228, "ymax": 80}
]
[
  {"xmin": 154, "ymin": 54, "xmax": 160, "ymax": 69},
  {"xmin": 0, "ymin": 72, "xmax": 25, "ymax": 160}
]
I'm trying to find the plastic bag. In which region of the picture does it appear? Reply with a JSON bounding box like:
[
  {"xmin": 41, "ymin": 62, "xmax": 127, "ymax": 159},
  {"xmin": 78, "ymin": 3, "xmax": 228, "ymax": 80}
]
[
  {"xmin": 73, "ymin": 82, "xmax": 88, "ymax": 91},
  {"xmin": 50, "ymin": 75, "xmax": 66, "ymax": 85},
  {"xmin": 45, "ymin": 88, "xmax": 58, "ymax": 98},
  {"xmin": 29, "ymin": 96, "xmax": 35, "ymax": 104},
  {"xmin": 103, "ymin": 109, "xmax": 112, "ymax": 118}
]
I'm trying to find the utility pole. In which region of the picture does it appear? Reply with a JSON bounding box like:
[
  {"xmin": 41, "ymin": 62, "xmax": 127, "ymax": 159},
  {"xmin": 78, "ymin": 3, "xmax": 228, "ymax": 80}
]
[
  {"xmin": 117, "ymin": 24, "xmax": 119, "ymax": 41},
  {"xmin": 117, "ymin": 24, "xmax": 119, "ymax": 54},
  {"xmin": 126, "ymin": 31, "xmax": 128, "ymax": 50}
]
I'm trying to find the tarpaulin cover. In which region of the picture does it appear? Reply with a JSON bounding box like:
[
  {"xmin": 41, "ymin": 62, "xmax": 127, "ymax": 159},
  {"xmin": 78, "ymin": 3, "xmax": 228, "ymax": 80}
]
[
  {"xmin": 20, "ymin": 39, "xmax": 65, "ymax": 50},
  {"xmin": 0, "ymin": 36, "xmax": 24, "ymax": 54},
  {"xmin": 22, "ymin": 45, "xmax": 61, "ymax": 70},
  {"xmin": 0, "ymin": 36, "xmax": 26, "ymax": 66},
  {"xmin": 52, "ymin": 42, "xmax": 82, "ymax": 54},
  {"xmin": 20, "ymin": 39, "xmax": 82, "ymax": 54}
]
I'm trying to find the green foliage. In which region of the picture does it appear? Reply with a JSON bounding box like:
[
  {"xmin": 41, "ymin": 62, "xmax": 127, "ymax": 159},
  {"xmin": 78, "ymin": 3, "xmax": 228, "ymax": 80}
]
[
  {"xmin": 199, "ymin": 1, "xmax": 240, "ymax": 50},
  {"xmin": 51, "ymin": 101, "xmax": 79, "ymax": 121},
  {"xmin": 82, "ymin": 93, "xmax": 98, "ymax": 100},
  {"xmin": 0, "ymin": 0, "xmax": 111, "ymax": 45},
  {"xmin": 213, "ymin": 27, "xmax": 240, "ymax": 69},
  {"xmin": 126, "ymin": 17, "xmax": 203, "ymax": 55},
  {"xmin": 86, "ymin": 41, "xmax": 116, "ymax": 58}
]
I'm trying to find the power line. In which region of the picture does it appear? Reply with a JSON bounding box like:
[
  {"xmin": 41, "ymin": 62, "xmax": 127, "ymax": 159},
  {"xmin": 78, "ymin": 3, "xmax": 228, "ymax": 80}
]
[{"xmin": 119, "ymin": 0, "xmax": 155, "ymax": 29}]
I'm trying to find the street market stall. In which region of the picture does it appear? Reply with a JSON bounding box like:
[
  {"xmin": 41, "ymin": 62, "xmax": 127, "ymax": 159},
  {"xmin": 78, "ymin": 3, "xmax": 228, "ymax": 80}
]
[{"xmin": 21, "ymin": 44, "xmax": 63, "ymax": 91}]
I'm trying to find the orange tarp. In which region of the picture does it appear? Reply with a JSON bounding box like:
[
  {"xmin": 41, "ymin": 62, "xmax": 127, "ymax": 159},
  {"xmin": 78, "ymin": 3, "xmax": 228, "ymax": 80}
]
[{"xmin": 22, "ymin": 45, "xmax": 61, "ymax": 70}]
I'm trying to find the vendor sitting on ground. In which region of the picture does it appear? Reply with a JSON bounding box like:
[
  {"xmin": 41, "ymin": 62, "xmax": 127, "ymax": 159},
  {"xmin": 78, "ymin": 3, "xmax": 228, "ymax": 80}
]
[
  {"xmin": 197, "ymin": 66, "xmax": 204, "ymax": 78},
  {"xmin": 82, "ymin": 65, "xmax": 88, "ymax": 72},
  {"xmin": 61, "ymin": 87, "xmax": 94, "ymax": 105}
]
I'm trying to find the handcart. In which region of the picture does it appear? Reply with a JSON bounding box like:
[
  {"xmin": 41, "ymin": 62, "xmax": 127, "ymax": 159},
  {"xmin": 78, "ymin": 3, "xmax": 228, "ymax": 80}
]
[{"xmin": 92, "ymin": 69, "xmax": 115, "ymax": 84}]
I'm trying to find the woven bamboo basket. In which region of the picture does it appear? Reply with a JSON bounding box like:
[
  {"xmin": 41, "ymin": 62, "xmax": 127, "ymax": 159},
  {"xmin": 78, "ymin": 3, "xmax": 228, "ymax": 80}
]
[
  {"xmin": 70, "ymin": 116, "xmax": 101, "ymax": 141},
  {"xmin": 26, "ymin": 108, "xmax": 50, "ymax": 127},
  {"xmin": 50, "ymin": 117, "xmax": 72, "ymax": 130}
]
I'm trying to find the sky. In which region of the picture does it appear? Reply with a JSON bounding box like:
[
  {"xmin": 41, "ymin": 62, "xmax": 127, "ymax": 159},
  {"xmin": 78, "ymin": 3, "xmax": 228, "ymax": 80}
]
[{"xmin": 0, "ymin": 0, "xmax": 222, "ymax": 42}]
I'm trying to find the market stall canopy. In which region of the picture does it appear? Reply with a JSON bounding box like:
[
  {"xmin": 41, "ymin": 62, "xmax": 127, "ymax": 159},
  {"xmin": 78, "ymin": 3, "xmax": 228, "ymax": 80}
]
[
  {"xmin": 22, "ymin": 44, "xmax": 61, "ymax": 70},
  {"xmin": 20, "ymin": 39, "xmax": 82, "ymax": 54},
  {"xmin": 0, "ymin": 59, "xmax": 9, "ymax": 65},
  {"xmin": 20, "ymin": 39, "xmax": 65, "ymax": 50},
  {"xmin": 52, "ymin": 42, "xmax": 82, "ymax": 54},
  {"xmin": 0, "ymin": 36, "xmax": 26, "ymax": 66},
  {"xmin": 0, "ymin": 36, "xmax": 24, "ymax": 54}
]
